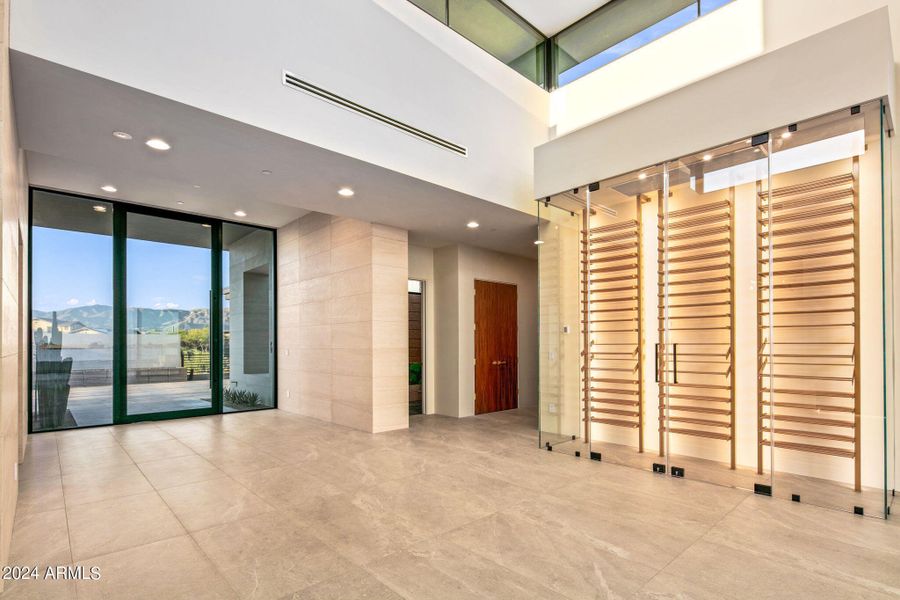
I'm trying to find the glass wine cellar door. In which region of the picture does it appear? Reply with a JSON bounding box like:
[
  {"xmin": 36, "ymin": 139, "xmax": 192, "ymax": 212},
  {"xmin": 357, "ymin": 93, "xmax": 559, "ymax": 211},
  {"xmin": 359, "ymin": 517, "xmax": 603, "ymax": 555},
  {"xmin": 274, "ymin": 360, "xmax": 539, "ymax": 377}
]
[{"xmin": 538, "ymin": 99, "xmax": 895, "ymax": 517}]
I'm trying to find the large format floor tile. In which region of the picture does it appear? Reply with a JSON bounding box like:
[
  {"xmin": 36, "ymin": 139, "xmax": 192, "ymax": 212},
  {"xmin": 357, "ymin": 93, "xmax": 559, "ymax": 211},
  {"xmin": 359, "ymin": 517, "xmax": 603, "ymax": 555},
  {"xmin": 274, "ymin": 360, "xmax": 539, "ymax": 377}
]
[
  {"xmin": 14, "ymin": 475, "xmax": 65, "ymax": 516},
  {"xmin": 60, "ymin": 463, "xmax": 154, "ymax": 506},
  {"xmin": 158, "ymin": 476, "xmax": 275, "ymax": 532},
  {"xmin": 232, "ymin": 465, "xmax": 344, "ymax": 514},
  {"xmin": 444, "ymin": 510, "xmax": 658, "ymax": 599},
  {"xmin": 6, "ymin": 408, "xmax": 899, "ymax": 600},
  {"xmin": 366, "ymin": 537, "xmax": 569, "ymax": 600},
  {"xmin": 282, "ymin": 565, "xmax": 403, "ymax": 600},
  {"xmin": 74, "ymin": 536, "xmax": 238, "ymax": 600},
  {"xmin": 65, "ymin": 491, "xmax": 186, "ymax": 561},
  {"xmin": 193, "ymin": 511, "xmax": 355, "ymax": 599},
  {"xmin": 0, "ymin": 510, "xmax": 76, "ymax": 600},
  {"xmin": 136, "ymin": 453, "xmax": 225, "ymax": 489}
]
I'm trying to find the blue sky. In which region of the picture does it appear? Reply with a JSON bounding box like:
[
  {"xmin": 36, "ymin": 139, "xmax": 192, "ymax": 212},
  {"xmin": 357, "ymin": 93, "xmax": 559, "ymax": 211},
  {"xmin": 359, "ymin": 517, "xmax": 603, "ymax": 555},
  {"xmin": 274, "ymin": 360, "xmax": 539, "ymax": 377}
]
[
  {"xmin": 558, "ymin": 0, "xmax": 734, "ymax": 86},
  {"xmin": 32, "ymin": 227, "xmax": 212, "ymax": 313}
]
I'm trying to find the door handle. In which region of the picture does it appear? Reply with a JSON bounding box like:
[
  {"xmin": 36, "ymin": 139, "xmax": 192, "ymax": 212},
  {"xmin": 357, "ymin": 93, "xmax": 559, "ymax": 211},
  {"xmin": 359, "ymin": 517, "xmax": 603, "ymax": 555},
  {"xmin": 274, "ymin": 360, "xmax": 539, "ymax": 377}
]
[{"xmin": 673, "ymin": 343, "xmax": 678, "ymax": 384}]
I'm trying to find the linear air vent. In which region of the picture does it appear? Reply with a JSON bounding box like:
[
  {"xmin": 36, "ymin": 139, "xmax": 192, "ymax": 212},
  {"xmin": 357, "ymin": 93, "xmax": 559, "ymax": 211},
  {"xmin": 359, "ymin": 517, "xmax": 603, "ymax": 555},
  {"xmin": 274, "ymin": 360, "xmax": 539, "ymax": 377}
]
[{"xmin": 282, "ymin": 70, "xmax": 468, "ymax": 157}]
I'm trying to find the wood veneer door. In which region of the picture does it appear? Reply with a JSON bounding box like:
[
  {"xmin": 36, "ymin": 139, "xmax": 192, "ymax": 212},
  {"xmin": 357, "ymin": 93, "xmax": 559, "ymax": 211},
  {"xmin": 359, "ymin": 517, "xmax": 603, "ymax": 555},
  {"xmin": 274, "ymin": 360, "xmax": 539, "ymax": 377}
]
[{"xmin": 474, "ymin": 280, "xmax": 518, "ymax": 414}]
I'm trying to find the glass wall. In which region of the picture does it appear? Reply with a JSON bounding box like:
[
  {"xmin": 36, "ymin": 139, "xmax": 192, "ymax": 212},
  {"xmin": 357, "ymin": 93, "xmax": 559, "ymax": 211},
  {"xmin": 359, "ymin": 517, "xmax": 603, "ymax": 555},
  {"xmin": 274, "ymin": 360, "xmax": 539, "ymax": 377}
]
[
  {"xmin": 538, "ymin": 100, "xmax": 895, "ymax": 517},
  {"xmin": 408, "ymin": 0, "xmax": 738, "ymax": 89},
  {"xmin": 408, "ymin": 0, "xmax": 547, "ymax": 87},
  {"xmin": 31, "ymin": 192, "xmax": 113, "ymax": 431},
  {"xmin": 126, "ymin": 213, "xmax": 213, "ymax": 417},
  {"xmin": 553, "ymin": 0, "xmax": 736, "ymax": 87},
  {"xmin": 762, "ymin": 103, "xmax": 887, "ymax": 515},
  {"xmin": 222, "ymin": 223, "xmax": 275, "ymax": 412},
  {"xmin": 29, "ymin": 191, "xmax": 277, "ymax": 431},
  {"xmin": 537, "ymin": 198, "xmax": 583, "ymax": 452}
]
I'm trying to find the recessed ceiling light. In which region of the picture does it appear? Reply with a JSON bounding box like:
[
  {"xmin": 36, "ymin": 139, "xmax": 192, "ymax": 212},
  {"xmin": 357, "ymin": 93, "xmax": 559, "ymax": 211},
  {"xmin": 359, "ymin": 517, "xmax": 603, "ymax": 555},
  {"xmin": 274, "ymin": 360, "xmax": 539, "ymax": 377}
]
[
  {"xmin": 92, "ymin": 205, "xmax": 108, "ymax": 213},
  {"xmin": 176, "ymin": 201, "xmax": 185, "ymax": 205},
  {"xmin": 261, "ymin": 169, "xmax": 272, "ymax": 176},
  {"xmin": 100, "ymin": 184, "xmax": 117, "ymax": 193},
  {"xmin": 145, "ymin": 138, "xmax": 171, "ymax": 151},
  {"xmin": 193, "ymin": 184, "xmax": 201, "ymax": 189},
  {"xmin": 534, "ymin": 239, "xmax": 544, "ymax": 245},
  {"xmin": 703, "ymin": 154, "xmax": 713, "ymax": 161},
  {"xmin": 234, "ymin": 210, "xmax": 247, "ymax": 217},
  {"xmin": 466, "ymin": 221, "xmax": 479, "ymax": 229},
  {"xmin": 112, "ymin": 131, "xmax": 132, "ymax": 140},
  {"xmin": 781, "ymin": 131, "xmax": 792, "ymax": 139},
  {"xmin": 337, "ymin": 187, "xmax": 354, "ymax": 197},
  {"xmin": 638, "ymin": 173, "xmax": 647, "ymax": 180}
]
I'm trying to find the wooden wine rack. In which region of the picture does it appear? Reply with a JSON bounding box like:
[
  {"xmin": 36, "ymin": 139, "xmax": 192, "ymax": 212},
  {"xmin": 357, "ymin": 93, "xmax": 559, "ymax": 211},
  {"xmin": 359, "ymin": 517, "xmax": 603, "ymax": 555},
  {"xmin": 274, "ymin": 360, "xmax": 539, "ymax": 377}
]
[
  {"xmin": 657, "ymin": 190, "xmax": 737, "ymax": 468},
  {"xmin": 581, "ymin": 197, "xmax": 645, "ymax": 450},
  {"xmin": 757, "ymin": 160, "xmax": 861, "ymax": 491}
]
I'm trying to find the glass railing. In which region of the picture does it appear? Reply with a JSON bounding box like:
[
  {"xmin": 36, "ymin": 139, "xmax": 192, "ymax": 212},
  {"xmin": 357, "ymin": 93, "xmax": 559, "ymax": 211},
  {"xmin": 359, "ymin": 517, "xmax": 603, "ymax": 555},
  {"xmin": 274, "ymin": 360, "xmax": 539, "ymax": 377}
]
[
  {"xmin": 408, "ymin": 0, "xmax": 735, "ymax": 90},
  {"xmin": 554, "ymin": 0, "xmax": 735, "ymax": 87},
  {"xmin": 408, "ymin": 0, "xmax": 548, "ymax": 88}
]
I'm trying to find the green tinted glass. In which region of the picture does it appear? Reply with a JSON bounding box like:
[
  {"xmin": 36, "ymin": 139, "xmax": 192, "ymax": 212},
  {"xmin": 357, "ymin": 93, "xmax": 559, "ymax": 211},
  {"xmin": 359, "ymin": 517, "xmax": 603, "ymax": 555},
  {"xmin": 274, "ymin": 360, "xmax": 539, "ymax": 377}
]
[
  {"xmin": 448, "ymin": 0, "xmax": 545, "ymax": 86},
  {"xmin": 408, "ymin": 0, "xmax": 448, "ymax": 23},
  {"xmin": 555, "ymin": 0, "xmax": 695, "ymax": 74}
]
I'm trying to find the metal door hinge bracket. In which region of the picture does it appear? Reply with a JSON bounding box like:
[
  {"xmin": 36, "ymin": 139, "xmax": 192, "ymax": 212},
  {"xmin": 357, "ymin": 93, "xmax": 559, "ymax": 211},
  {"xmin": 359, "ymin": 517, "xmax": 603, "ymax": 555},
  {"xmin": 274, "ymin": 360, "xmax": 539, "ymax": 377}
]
[{"xmin": 754, "ymin": 483, "xmax": 772, "ymax": 497}]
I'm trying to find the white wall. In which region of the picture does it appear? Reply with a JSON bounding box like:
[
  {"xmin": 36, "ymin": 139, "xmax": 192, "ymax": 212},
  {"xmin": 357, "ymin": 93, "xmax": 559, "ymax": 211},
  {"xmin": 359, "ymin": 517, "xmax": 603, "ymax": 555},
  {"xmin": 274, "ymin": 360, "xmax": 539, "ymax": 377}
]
[
  {"xmin": 433, "ymin": 245, "xmax": 462, "ymax": 417},
  {"xmin": 535, "ymin": 8, "xmax": 895, "ymax": 198},
  {"xmin": 550, "ymin": 0, "xmax": 900, "ymax": 139},
  {"xmin": 10, "ymin": 0, "xmax": 548, "ymax": 216},
  {"xmin": 428, "ymin": 243, "xmax": 538, "ymax": 418},
  {"xmin": 550, "ymin": 0, "xmax": 765, "ymax": 137},
  {"xmin": 458, "ymin": 245, "xmax": 538, "ymax": 416}
]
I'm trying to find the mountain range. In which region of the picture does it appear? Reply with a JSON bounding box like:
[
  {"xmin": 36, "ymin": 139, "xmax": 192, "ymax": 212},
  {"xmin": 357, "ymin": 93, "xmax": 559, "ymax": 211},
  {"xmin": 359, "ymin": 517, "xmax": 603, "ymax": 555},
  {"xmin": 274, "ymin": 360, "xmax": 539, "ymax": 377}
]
[{"xmin": 32, "ymin": 304, "xmax": 215, "ymax": 333}]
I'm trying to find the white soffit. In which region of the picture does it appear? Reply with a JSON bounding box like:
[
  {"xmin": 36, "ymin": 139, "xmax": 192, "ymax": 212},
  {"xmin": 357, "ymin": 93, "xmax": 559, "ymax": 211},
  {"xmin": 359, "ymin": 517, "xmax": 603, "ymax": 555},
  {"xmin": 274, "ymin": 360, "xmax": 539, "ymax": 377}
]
[
  {"xmin": 534, "ymin": 7, "xmax": 895, "ymax": 198},
  {"xmin": 503, "ymin": 0, "xmax": 610, "ymax": 36},
  {"xmin": 12, "ymin": 52, "xmax": 539, "ymax": 258}
]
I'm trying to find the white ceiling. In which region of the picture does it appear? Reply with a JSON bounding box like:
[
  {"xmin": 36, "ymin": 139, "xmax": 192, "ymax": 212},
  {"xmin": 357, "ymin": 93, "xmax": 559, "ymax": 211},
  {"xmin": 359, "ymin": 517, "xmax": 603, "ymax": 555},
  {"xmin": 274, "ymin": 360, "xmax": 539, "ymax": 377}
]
[
  {"xmin": 11, "ymin": 52, "xmax": 539, "ymax": 258},
  {"xmin": 504, "ymin": 0, "xmax": 610, "ymax": 36}
]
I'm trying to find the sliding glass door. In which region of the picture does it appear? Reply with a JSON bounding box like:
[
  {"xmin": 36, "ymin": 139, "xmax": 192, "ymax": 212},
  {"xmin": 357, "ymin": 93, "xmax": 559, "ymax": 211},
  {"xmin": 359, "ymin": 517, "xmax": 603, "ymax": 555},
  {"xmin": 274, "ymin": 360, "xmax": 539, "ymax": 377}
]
[{"xmin": 30, "ymin": 190, "xmax": 276, "ymax": 431}]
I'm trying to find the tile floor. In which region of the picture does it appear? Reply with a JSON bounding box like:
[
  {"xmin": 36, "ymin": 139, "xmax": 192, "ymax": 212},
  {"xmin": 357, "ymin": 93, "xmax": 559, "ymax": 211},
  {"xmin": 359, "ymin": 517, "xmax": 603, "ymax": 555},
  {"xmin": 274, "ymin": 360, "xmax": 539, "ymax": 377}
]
[{"xmin": 4, "ymin": 408, "xmax": 900, "ymax": 599}]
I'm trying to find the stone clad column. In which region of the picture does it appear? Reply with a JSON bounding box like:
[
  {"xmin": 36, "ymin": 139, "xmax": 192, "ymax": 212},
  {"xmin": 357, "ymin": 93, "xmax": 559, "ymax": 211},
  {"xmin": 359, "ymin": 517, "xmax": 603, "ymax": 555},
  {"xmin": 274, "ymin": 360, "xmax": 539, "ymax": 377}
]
[{"xmin": 277, "ymin": 213, "xmax": 408, "ymax": 433}]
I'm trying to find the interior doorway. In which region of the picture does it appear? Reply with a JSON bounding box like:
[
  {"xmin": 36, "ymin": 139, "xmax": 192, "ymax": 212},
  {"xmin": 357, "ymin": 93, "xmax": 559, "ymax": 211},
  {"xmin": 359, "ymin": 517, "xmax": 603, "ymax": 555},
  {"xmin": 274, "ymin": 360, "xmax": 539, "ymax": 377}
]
[
  {"xmin": 408, "ymin": 279, "xmax": 424, "ymax": 415},
  {"xmin": 474, "ymin": 279, "xmax": 518, "ymax": 414}
]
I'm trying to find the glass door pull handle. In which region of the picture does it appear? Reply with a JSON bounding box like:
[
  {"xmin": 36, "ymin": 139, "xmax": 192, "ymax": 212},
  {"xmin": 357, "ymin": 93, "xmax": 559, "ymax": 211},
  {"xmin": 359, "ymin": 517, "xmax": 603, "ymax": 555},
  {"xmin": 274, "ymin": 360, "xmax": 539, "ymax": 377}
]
[
  {"xmin": 673, "ymin": 343, "xmax": 678, "ymax": 384},
  {"xmin": 654, "ymin": 343, "xmax": 659, "ymax": 382}
]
